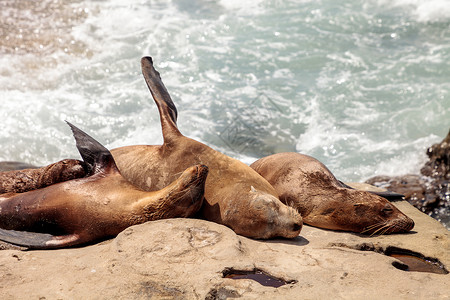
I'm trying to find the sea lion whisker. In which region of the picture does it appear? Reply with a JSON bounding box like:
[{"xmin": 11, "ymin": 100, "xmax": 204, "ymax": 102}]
[
  {"xmin": 361, "ymin": 222, "xmax": 383, "ymax": 234},
  {"xmin": 380, "ymin": 225, "xmax": 393, "ymax": 235},
  {"xmin": 361, "ymin": 222, "xmax": 387, "ymax": 235},
  {"xmin": 370, "ymin": 223, "xmax": 390, "ymax": 236}
]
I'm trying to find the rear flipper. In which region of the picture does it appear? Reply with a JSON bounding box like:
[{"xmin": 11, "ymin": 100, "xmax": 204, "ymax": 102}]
[
  {"xmin": 0, "ymin": 228, "xmax": 81, "ymax": 249},
  {"xmin": 140, "ymin": 57, "xmax": 182, "ymax": 143}
]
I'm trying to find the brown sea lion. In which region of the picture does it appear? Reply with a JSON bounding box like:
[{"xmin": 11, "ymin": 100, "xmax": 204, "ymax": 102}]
[
  {"xmin": 0, "ymin": 159, "xmax": 86, "ymax": 193},
  {"xmin": 110, "ymin": 57, "xmax": 303, "ymax": 239},
  {"xmin": 250, "ymin": 152, "xmax": 415, "ymax": 234},
  {"xmin": 0, "ymin": 123, "xmax": 208, "ymax": 249}
]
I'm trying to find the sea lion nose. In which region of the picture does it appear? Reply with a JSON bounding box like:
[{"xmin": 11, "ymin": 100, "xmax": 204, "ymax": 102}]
[
  {"xmin": 197, "ymin": 165, "xmax": 208, "ymax": 176},
  {"xmin": 293, "ymin": 222, "xmax": 302, "ymax": 232},
  {"xmin": 407, "ymin": 218, "xmax": 415, "ymax": 231}
]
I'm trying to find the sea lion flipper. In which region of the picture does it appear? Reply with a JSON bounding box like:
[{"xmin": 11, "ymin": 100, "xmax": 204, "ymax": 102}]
[
  {"xmin": 140, "ymin": 56, "xmax": 181, "ymax": 143},
  {"xmin": 338, "ymin": 180, "xmax": 353, "ymax": 189},
  {"xmin": 66, "ymin": 121, "xmax": 118, "ymax": 174},
  {"xmin": 0, "ymin": 228, "xmax": 81, "ymax": 249},
  {"xmin": 337, "ymin": 180, "xmax": 405, "ymax": 201},
  {"xmin": 368, "ymin": 191, "xmax": 405, "ymax": 201}
]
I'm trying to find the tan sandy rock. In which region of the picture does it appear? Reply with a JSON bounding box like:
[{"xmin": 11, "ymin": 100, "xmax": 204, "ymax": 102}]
[{"xmin": 0, "ymin": 200, "xmax": 448, "ymax": 299}]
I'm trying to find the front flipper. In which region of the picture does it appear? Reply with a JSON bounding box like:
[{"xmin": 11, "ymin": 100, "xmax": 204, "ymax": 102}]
[
  {"xmin": 338, "ymin": 181, "xmax": 405, "ymax": 201},
  {"xmin": 0, "ymin": 228, "xmax": 81, "ymax": 249},
  {"xmin": 367, "ymin": 191, "xmax": 405, "ymax": 201}
]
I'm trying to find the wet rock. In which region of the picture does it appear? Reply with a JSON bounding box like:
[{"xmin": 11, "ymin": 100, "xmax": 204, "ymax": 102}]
[
  {"xmin": 421, "ymin": 129, "xmax": 450, "ymax": 180},
  {"xmin": 366, "ymin": 130, "xmax": 450, "ymax": 228}
]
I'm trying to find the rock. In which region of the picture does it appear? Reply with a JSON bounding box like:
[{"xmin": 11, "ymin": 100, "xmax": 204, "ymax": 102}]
[
  {"xmin": 0, "ymin": 201, "xmax": 448, "ymax": 299},
  {"xmin": 421, "ymin": 129, "xmax": 450, "ymax": 180},
  {"xmin": 366, "ymin": 130, "xmax": 450, "ymax": 229}
]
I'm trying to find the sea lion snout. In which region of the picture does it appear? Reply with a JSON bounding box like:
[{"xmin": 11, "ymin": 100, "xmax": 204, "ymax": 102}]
[
  {"xmin": 195, "ymin": 164, "xmax": 209, "ymax": 179},
  {"xmin": 358, "ymin": 201, "xmax": 416, "ymax": 235},
  {"xmin": 293, "ymin": 222, "xmax": 302, "ymax": 232},
  {"xmin": 388, "ymin": 215, "xmax": 415, "ymax": 233},
  {"xmin": 277, "ymin": 204, "xmax": 303, "ymax": 239},
  {"xmin": 178, "ymin": 164, "xmax": 209, "ymax": 187},
  {"xmin": 165, "ymin": 164, "xmax": 208, "ymax": 217}
]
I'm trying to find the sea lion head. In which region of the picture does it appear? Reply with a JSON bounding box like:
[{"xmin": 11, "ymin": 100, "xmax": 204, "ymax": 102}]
[
  {"xmin": 309, "ymin": 188, "xmax": 415, "ymax": 235},
  {"xmin": 226, "ymin": 186, "xmax": 303, "ymax": 239}
]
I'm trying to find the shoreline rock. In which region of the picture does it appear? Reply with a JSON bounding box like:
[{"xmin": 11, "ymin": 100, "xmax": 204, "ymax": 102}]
[
  {"xmin": 0, "ymin": 200, "xmax": 448, "ymax": 299},
  {"xmin": 367, "ymin": 130, "xmax": 450, "ymax": 229}
]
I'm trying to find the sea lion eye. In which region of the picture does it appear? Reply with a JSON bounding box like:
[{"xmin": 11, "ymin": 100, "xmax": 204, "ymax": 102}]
[{"xmin": 382, "ymin": 205, "xmax": 393, "ymax": 213}]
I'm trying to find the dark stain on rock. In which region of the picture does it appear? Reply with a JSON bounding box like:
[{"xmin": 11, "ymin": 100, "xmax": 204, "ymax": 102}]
[
  {"xmin": 222, "ymin": 267, "xmax": 297, "ymax": 288},
  {"xmin": 330, "ymin": 243, "xmax": 448, "ymax": 275}
]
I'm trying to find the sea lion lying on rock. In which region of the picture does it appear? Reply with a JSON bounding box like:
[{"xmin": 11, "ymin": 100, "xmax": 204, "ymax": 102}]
[
  {"xmin": 0, "ymin": 123, "xmax": 208, "ymax": 249},
  {"xmin": 0, "ymin": 159, "xmax": 85, "ymax": 193},
  {"xmin": 250, "ymin": 152, "xmax": 415, "ymax": 234},
  {"xmin": 110, "ymin": 57, "xmax": 303, "ymax": 239}
]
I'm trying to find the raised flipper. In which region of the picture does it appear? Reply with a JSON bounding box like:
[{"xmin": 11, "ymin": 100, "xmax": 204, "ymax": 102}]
[
  {"xmin": 0, "ymin": 228, "xmax": 81, "ymax": 249},
  {"xmin": 66, "ymin": 121, "xmax": 119, "ymax": 174},
  {"xmin": 338, "ymin": 180, "xmax": 405, "ymax": 201},
  {"xmin": 140, "ymin": 56, "xmax": 181, "ymax": 143}
]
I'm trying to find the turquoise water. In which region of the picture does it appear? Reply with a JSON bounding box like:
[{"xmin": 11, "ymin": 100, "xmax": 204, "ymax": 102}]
[{"xmin": 0, "ymin": 0, "xmax": 449, "ymax": 182}]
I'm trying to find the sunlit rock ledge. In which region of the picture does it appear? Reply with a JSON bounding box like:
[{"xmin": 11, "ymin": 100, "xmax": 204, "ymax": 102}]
[{"xmin": 0, "ymin": 199, "xmax": 448, "ymax": 299}]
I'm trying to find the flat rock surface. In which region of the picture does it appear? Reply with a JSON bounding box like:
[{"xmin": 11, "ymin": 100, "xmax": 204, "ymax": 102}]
[{"xmin": 0, "ymin": 201, "xmax": 448, "ymax": 299}]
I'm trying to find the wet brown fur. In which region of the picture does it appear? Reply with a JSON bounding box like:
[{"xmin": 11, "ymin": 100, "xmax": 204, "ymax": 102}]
[
  {"xmin": 110, "ymin": 57, "xmax": 303, "ymax": 239},
  {"xmin": 0, "ymin": 159, "xmax": 86, "ymax": 193},
  {"xmin": 0, "ymin": 164, "xmax": 208, "ymax": 248},
  {"xmin": 250, "ymin": 152, "xmax": 414, "ymax": 234}
]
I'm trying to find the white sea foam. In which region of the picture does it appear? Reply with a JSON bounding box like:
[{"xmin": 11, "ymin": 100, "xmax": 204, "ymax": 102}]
[
  {"xmin": 0, "ymin": 0, "xmax": 448, "ymax": 184},
  {"xmin": 375, "ymin": 0, "xmax": 450, "ymax": 22}
]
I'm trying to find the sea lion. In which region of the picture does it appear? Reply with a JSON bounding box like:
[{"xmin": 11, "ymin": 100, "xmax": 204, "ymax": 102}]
[
  {"xmin": 0, "ymin": 122, "xmax": 208, "ymax": 249},
  {"xmin": 110, "ymin": 57, "xmax": 303, "ymax": 239},
  {"xmin": 0, "ymin": 159, "xmax": 86, "ymax": 193},
  {"xmin": 250, "ymin": 152, "xmax": 415, "ymax": 234}
]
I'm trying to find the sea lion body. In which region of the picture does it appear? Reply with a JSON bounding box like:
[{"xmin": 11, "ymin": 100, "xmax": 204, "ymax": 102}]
[
  {"xmin": 250, "ymin": 152, "xmax": 414, "ymax": 234},
  {"xmin": 110, "ymin": 57, "xmax": 302, "ymax": 239},
  {"xmin": 0, "ymin": 123, "xmax": 207, "ymax": 249},
  {"xmin": 112, "ymin": 139, "xmax": 300, "ymax": 239}
]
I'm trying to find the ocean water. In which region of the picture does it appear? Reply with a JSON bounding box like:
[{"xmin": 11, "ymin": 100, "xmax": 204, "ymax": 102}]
[{"xmin": 0, "ymin": 0, "xmax": 449, "ymax": 185}]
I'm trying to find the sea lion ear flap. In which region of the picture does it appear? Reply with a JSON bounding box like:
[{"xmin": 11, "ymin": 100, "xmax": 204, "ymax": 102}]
[{"xmin": 66, "ymin": 121, "xmax": 118, "ymax": 175}]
